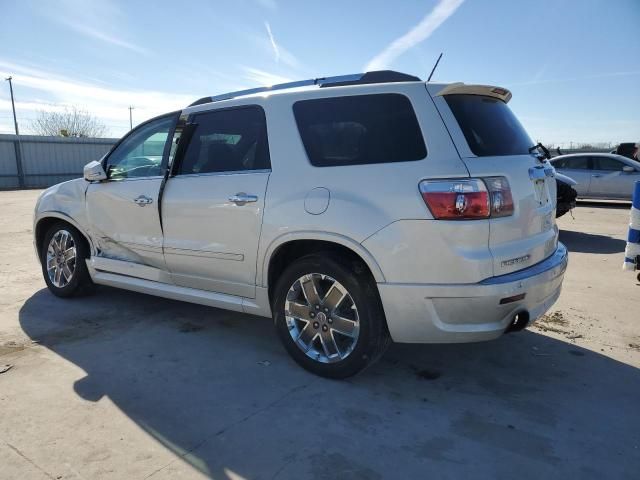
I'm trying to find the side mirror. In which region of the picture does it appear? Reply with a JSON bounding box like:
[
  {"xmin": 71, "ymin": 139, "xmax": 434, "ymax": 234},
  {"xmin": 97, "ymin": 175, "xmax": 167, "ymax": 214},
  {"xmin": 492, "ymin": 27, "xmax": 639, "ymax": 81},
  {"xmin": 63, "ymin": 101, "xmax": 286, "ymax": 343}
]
[
  {"xmin": 622, "ymin": 165, "xmax": 635, "ymax": 173},
  {"xmin": 83, "ymin": 160, "xmax": 107, "ymax": 182}
]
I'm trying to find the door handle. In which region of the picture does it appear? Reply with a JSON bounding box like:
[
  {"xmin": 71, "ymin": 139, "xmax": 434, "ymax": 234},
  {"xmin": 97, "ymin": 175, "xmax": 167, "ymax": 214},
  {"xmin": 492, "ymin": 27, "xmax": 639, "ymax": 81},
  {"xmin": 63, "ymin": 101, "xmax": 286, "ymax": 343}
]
[
  {"xmin": 229, "ymin": 193, "xmax": 258, "ymax": 205},
  {"xmin": 591, "ymin": 174, "xmax": 601, "ymax": 178},
  {"xmin": 133, "ymin": 195, "xmax": 153, "ymax": 206}
]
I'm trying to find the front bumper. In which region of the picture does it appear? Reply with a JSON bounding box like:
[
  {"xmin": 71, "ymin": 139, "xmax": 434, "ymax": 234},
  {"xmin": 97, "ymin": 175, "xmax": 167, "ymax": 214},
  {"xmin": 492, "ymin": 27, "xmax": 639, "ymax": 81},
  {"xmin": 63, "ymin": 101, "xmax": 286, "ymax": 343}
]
[{"xmin": 378, "ymin": 243, "xmax": 568, "ymax": 343}]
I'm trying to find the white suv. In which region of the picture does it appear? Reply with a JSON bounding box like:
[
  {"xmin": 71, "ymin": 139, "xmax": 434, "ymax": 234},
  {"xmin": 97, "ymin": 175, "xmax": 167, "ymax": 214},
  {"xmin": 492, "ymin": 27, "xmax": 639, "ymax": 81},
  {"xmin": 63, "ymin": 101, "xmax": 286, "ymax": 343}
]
[{"xmin": 33, "ymin": 70, "xmax": 567, "ymax": 378}]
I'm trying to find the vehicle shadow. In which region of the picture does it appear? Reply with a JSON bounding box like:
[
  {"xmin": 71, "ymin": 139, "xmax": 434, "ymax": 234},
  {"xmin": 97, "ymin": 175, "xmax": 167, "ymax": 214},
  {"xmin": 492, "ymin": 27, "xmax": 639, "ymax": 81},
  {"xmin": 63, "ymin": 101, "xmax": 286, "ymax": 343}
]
[
  {"xmin": 18, "ymin": 287, "xmax": 640, "ymax": 479},
  {"xmin": 577, "ymin": 200, "xmax": 631, "ymax": 210},
  {"xmin": 559, "ymin": 229, "xmax": 627, "ymax": 254}
]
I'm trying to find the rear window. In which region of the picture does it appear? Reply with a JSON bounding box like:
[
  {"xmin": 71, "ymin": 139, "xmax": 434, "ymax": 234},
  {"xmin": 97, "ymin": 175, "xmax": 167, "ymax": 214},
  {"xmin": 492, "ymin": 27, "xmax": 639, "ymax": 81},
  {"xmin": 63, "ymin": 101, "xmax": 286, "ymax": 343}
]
[
  {"xmin": 293, "ymin": 94, "xmax": 427, "ymax": 167},
  {"xmin": 445, "ymin": 94, "xmax": 533, "ymax": 157}
]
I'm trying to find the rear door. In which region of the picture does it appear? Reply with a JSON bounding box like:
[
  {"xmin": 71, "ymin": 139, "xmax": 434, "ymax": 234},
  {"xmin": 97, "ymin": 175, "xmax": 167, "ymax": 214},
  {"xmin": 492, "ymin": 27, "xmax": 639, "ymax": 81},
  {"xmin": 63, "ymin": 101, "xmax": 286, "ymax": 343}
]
[
  {"xmin": 429, "ymin": 86, "xmax": 558, "ymax": 276},
  {"xmin": 551, "ymin": 156, "xmax": 592, "ymax": 196},
  {"xmin": 161, "ymin": 106, "xmax": 270, "ymax": 298}
]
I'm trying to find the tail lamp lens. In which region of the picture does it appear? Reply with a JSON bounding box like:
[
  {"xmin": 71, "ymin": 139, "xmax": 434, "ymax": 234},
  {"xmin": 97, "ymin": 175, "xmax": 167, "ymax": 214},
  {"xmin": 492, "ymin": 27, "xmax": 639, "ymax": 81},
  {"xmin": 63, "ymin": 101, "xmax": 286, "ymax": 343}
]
[
  {"xmin": 419, "ymin": 179, "xmax": 490, "ymax": 219},
  {"xmin": 484, "ymin": 176, "xmax": 514, "ymax": 217},
  {"xmin": 419, "ymin": 177, "xmax": 513, "ymax": 220}
]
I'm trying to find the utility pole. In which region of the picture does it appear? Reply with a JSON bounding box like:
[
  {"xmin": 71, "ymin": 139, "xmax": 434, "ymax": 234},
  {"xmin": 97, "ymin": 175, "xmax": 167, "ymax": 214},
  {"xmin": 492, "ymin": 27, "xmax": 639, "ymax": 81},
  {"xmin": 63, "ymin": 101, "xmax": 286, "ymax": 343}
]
[
  {"xmin": 128, "ymin": 106, "xmax": 134, "ymax": 130},
  {"xmin": 4, "ymin": 76, "xmax": 25, "ymax": 188},
  {"xmin": 4, "ymin": 76, "xmax": 19, "ymax": 135}
]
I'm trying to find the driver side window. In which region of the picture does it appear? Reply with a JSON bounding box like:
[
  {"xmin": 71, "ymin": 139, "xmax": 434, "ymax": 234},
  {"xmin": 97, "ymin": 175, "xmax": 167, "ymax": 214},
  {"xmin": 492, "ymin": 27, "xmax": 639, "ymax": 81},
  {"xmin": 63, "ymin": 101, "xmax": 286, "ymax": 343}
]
[{"xmin": 106, "ymin": 115, "xmax": 175, "ymax": 180}]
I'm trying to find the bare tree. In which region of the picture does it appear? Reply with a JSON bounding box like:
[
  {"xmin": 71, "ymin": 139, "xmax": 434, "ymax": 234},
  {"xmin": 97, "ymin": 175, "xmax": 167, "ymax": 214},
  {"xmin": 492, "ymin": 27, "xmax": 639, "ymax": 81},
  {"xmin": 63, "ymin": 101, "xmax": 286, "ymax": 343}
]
[{"xmin": 31, "ymin": 106, "xmax": 108, "ymax": 138}]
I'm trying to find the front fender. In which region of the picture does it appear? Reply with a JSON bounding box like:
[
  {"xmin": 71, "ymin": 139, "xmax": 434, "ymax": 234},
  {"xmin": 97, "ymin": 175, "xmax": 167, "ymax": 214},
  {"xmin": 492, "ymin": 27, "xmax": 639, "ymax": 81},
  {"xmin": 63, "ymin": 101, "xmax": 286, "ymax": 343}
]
[{"xmin": 34, "ymin": 179, "xmax": 93, "ymax": 260}]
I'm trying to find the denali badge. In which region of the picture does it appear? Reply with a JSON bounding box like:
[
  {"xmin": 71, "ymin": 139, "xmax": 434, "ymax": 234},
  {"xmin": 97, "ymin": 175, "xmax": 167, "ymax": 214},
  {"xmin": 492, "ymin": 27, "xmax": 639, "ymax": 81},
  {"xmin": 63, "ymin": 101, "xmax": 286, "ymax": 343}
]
[{"xmin": 501, "ymin": 254, "xmax": 531, "ymax": 267}]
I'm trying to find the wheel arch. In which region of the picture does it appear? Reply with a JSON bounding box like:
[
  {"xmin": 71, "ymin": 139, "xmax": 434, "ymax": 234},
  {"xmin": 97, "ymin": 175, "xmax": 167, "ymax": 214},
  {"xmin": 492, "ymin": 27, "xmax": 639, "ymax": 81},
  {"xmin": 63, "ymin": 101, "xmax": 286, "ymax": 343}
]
[
  {"xmin": 34, "ymin": 212, "xmax": 94, "ymax": 262},
  {"xmin": 261, "ymin": 232, "xmax": 386, "ymax": 305}
]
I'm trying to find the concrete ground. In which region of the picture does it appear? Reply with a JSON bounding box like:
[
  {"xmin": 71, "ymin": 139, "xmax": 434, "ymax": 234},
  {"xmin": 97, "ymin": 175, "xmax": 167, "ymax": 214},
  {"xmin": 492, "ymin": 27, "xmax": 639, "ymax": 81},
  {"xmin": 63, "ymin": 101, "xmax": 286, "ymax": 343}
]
[{"xmin": 1, "ymin": 189, "xmax": 639, "ymax": 480}]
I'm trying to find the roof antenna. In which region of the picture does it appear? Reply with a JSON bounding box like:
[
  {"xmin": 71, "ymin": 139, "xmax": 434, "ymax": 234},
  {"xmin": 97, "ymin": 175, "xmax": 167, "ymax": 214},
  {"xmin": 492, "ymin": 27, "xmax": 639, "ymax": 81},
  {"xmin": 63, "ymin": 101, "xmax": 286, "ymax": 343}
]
[{"xmin": 427, "ymin": 52, "xmax": 443, "ymax": 82}]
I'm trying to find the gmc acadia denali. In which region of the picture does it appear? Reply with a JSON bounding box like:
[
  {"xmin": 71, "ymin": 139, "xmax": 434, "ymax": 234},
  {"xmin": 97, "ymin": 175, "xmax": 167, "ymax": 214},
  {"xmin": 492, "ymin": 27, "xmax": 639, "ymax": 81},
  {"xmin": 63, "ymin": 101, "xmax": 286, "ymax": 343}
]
[{"xmin": 34, "ymin": 70, "xmax": 568, "ymax": 378}]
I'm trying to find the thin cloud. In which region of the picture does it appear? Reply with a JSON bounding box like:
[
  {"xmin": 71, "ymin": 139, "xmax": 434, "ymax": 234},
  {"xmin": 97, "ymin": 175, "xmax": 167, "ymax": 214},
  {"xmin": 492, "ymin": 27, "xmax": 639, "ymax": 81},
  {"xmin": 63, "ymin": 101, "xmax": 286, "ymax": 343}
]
[
  {"xmin": 264, "ymin": 22, "xmax": 280, "ymax": 63},
  {"xmin": 0, "ymin": 60, "xmax": 194, "ymax": 136},
  {"xmin": 45, "ymin": 0, "xmax": 150, "ymax": 55},
  {"xmin": 261, "ymin": 22, "xmax": 300, "ymax": 69},
  {"xmin": 62, "ymin": 22, "xmax": 149, "ymax": 55},
  {"xmin": 365, "ymin": 0, "xmax": 464, "ymax": 71},
  {"xmin": 241, "ymin": 67, "xmax": 292, "ymax": 86}
]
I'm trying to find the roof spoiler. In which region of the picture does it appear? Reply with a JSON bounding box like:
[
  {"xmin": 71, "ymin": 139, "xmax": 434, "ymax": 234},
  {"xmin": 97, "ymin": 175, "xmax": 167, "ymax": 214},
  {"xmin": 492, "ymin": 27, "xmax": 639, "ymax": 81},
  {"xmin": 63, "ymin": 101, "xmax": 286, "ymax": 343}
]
[
  {"xmin": 188, "ymin": 70, "xmax": 422, "ymax": 107},
  {"xmin": 434, "ymin": 83, "xmax": 512, "ymax": 103}
]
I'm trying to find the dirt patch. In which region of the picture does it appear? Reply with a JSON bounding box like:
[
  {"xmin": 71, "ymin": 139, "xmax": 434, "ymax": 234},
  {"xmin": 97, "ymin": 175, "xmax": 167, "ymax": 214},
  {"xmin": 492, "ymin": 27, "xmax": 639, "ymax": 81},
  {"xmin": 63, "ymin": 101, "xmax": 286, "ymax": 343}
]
[
  {"xmin": 534, "ymin": 311, "xmax": 571, "ymax": 334},
  {"xmin": 0, "ymin": 342, "xmax": 26, "ymax": 357},
  {"xmin": 537, "ymin": 311, "xmax": 569, "ymax": 328}
]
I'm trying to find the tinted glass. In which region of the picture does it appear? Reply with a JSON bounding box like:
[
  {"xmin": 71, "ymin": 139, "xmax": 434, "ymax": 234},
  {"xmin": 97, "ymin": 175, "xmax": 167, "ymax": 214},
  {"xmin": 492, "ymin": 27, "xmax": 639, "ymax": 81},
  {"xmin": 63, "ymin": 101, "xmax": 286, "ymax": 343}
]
[
  {"xmin": 106, "ymin": 115, "xmax": 175, "ymax": 179},
  {"xmin": 293, "ymin": 94, "xmax": 426, "ymax": 167},
  {"xmin": 595, "ymin": 157, "xmax": 624, "ymax": 171},
  {"xmin": 177, "ymin": 107, "xmax": 270, "ymax": 175},
  {"xmin": 558, "ymin": 156, "xmax": 590, "ymax": 170},
  {"xmin": 445, "ymin": 94, "xmax": 533, "ymax": 157}
]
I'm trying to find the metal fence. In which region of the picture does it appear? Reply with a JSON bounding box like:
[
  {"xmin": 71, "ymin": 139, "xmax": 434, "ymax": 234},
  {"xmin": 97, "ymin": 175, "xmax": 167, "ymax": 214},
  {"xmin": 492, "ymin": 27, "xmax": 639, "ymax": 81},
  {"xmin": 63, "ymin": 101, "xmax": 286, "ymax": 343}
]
[
  {"xmin": 0, "ymin": 133, "xmax": 623, "ymax": 189},
  {"xmin": 0, "ymin": 134, "xmax": 118, "ymax": 189}
]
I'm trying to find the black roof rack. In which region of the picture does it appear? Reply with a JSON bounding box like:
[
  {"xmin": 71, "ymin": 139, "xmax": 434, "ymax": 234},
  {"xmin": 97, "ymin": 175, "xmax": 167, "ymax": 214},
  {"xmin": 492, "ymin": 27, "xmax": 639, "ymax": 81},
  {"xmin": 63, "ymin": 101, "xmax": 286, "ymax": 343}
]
[{"xmin": 188, "ymin": 70, "xmax": 421, "ymax": 107}]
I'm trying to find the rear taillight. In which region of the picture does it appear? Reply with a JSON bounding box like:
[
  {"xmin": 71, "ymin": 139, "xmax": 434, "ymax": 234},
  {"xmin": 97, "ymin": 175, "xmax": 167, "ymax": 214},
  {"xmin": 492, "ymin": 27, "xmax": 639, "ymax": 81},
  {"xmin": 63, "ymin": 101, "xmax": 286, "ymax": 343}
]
[
  {"xmin": 484, "ymin": 176, "xmax": 514, "ymax": 217},
  {"xmin": 419, "ymin": 179, "xmax": 490, "ymax": 219},
  {"xmin": 419, "ymin": 177, "xmax": 513, "ymax": 220}
]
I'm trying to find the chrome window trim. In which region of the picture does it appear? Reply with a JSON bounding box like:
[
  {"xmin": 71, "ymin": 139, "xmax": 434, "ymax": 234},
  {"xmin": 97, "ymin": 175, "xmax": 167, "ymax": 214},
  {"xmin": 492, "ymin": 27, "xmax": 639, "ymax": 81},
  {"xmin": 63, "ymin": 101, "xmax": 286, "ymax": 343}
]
[
  {"xmin": 171, "ymin": 169, "xmax": 271, "ymax": 179},
  {"xmin": 103, "ymin": 175, "xmax": 164, "ymax": 183}
]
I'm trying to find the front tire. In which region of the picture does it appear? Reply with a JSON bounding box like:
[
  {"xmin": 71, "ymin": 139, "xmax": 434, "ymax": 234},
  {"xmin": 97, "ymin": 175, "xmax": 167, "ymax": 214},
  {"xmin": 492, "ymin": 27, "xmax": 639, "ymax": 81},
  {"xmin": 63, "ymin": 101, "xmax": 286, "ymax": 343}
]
[
  {"xmin": 41, "ymin": 222, "xmax": 94, "ymax": 298},
  {"xmin": 273, "ymin": 253, "xmax": 389, "ymax": 378}
]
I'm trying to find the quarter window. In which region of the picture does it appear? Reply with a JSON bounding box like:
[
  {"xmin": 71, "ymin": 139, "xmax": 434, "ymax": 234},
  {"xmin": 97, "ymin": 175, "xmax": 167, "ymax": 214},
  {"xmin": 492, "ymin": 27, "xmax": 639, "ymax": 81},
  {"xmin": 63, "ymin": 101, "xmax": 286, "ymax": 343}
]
[
  {"xmin": 177, "ymin": 106, "xmax": 270, "ymax": 175},
  {"xmin": 293, "ymin": 94, "xmax": 427, "ymax": 167},
  {"xmin": 106, "ymin": 115, "xmax": 175, "ymax": 179}
]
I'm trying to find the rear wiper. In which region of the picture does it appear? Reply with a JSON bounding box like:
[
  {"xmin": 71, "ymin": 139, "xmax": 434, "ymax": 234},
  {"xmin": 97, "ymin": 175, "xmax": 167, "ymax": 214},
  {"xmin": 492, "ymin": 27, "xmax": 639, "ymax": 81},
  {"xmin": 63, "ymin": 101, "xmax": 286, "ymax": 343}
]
[{"xmin": 528, "ymin": 142, "xmax": 551, "ymax": 160}]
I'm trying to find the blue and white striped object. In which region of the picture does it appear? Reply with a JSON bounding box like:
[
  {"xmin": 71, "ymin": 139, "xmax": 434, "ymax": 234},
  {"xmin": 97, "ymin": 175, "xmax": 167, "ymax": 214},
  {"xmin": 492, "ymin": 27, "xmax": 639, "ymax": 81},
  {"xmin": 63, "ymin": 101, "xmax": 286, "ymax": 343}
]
[{"xmin": 623, "ymin": 180, "xmax": 640, "ymax": 271}]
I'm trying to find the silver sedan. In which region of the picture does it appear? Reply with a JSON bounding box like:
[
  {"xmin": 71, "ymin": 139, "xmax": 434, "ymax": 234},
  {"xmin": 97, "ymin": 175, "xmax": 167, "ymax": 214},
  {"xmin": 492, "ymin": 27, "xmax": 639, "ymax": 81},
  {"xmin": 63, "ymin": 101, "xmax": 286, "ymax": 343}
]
[{"xmin": 550, "ymin": 153, "xmax": 640, "ymax": 200}]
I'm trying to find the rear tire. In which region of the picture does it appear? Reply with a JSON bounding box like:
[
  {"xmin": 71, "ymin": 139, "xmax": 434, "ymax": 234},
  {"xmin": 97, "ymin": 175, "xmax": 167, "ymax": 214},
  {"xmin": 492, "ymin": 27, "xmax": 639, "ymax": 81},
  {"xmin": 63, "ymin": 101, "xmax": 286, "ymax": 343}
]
[
  {"xmin": 41, "ymin": 221, "xmax": 94, "ymax": 298},
  {"xmin": 273, "ymin": 253, "xmax": 389, "ymax": 378}
]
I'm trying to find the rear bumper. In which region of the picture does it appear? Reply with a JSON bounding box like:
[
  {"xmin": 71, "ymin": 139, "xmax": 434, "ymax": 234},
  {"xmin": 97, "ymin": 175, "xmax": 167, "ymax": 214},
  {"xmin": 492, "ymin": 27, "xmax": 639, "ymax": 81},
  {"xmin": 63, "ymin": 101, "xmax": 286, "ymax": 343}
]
[{"xmin": 378, "ymin": 243, "xmax": 568, "ymax": 343}]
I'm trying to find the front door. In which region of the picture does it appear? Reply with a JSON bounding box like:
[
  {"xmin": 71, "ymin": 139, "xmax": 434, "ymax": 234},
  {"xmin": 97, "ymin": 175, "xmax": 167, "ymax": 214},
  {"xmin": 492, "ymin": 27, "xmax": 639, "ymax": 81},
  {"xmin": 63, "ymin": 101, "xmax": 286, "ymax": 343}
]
[
  {"xmin": 590, "ymin": 156, "xmax": 640, "ymax": 199},
  {"xmin": 161, "ymin": 106, "xmax": 270, "ymax": 298},
  {"xmin": 86, "ymin": 113, "xmax": 177, "ymax": 270}
]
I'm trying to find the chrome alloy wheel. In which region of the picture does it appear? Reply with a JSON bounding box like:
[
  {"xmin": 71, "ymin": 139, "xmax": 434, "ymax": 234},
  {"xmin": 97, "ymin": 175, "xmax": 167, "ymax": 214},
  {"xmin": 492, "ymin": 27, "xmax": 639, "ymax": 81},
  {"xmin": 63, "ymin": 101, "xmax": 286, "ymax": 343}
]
[
  {"xmin": 46, "ymin": 229, "xmax": 77, "ymax": 288},
  {"xmin": 284, "ymin": 273, "xmax": 360, "ymax": 363}
]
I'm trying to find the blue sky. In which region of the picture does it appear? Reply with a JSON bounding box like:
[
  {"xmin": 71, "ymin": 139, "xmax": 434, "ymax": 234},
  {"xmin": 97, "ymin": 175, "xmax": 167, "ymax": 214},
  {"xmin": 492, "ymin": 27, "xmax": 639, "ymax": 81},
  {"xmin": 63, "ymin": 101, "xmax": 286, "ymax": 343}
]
[{"xmin": 0, "ymin": 0, "xmax": 638, "ymax": 145}]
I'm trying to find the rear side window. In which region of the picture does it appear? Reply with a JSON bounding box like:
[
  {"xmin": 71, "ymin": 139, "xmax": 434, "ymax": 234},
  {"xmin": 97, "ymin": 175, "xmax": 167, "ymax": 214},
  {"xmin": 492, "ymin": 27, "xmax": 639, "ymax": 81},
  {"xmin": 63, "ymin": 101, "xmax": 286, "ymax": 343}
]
[
  {"xmin": 445, "ymin": 94, "xmax": 533, "ymax": 157},
  {"xmin": 293, "ymin": 94, "xmax": 427, "ymax": 167},
  {"xmin": 177, "ymin": 106, "xmax": 270, "ymax": 175}
]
